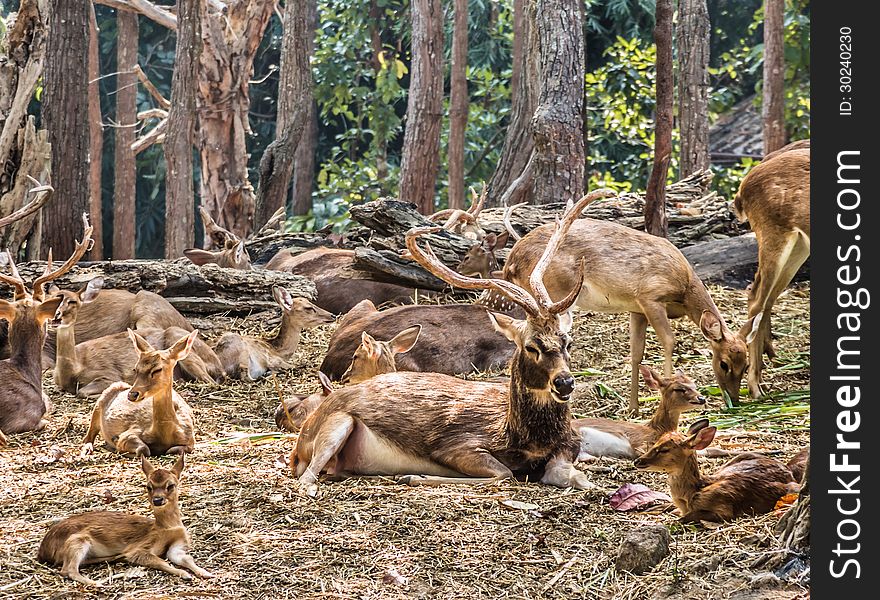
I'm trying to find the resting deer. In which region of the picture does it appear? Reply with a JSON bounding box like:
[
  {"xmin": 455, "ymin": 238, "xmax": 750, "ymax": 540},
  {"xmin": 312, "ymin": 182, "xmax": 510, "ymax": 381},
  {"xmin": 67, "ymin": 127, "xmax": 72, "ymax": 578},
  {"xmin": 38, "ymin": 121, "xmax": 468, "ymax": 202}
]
[
  {"xmin": 499, "ymin": 195, "xmax": 747, "ymax": 412},
  {"xmin": 0, "ymin": 214, "xmax": 92, "ymax": 445},
  {"xmin": 573, "ymin": 366, "xmax": 706, "ymax": 461},
  {"xmin": 183, "ymin": 238, "xmax": 251, "ymax": 270},
  {"xmin": 81, "ymin": 330, "xmax": 199, "ymax": 457},
  {"xmin": 291, "ymin": 191, "xmax": 613, "ymax": 495},
  {"xmin": 634, "ymin": 419, "xmax": 799, "ymax": 523},
  {"xmin": 38, "ymin": 455, "xmax": 214, "ymax": 587},
  {"xmin": 733, "ymin": 145, "xmax": 809, "ymax": 397},
  {"xmin": 457, "ymin": 231, "xmax": 509, "ymax": 279},
  {"xmin": 213, "ymin": 287, "xmax": 334, "ymax": 380},
  {"xmin": 430, "ymin": 186, "xmax": 487, "ymax": 241}
]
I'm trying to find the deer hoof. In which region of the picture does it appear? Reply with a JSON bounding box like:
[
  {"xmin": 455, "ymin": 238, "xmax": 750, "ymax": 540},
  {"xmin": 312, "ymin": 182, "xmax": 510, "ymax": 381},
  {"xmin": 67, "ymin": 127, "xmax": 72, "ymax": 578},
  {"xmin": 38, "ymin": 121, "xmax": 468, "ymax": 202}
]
[
  {"xmin": 397, "ymin": 475, "xmax": 427, "ymax": 486},
  {"xmin": 79, "ymin": 443, "xmax": 94, "ymax": 457}
]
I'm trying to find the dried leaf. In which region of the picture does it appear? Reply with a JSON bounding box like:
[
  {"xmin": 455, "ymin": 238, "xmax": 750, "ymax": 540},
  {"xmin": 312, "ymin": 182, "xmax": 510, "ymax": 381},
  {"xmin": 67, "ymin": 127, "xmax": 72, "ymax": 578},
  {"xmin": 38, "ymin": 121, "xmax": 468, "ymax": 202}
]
[
  {"xmin": 609, "ymin": 483, "xmax": 672, "ymax": 511},
  {"xmin": 35, "ymin": 445, "xmax": 65, "ymax": 464},
  {"xmin": 500, "ymin": 499, "xmax": 540, "ymax": 512},
  {"xmin": 774, "ymin": 493, "xmax": 799, "ymax": 511},
  {"xmin": 382, "ymin": 568, "xmax": 407, "ymax": 586},
  {"xmin": 101, "ymin": 490, "xmax": 116, "ymax": 504}
]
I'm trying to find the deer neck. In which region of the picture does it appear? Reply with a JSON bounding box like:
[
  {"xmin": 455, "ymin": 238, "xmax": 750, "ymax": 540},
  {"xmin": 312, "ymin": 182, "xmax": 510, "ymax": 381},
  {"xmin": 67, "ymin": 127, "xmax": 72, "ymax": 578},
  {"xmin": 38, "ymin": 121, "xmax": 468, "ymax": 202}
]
[
  {"xmin": 684, "ymin": 278, "xmax": 723, "ymax": 326},
  {"xmin": 502, "ymin": 355, "xmax": 573, "ymax": 452},
  {"xmin": 647, "ymin": 404, "xmax": 680, "ymax": 435},
  {"xmin": 667, "ymin": 456, "xmax": 706, "ymax": 510},
  {"xmin": 54, "ymin": 323, "xmax": 80, "ymax": 381},
  {"xmin": 149, "ymin": 379, "xmax": 180, "ymax": 427},
  {"xmin": 152, "ymin": 503, "xmax": 184, "ymax": 530},
  {"xmin": 9, "ymin": 315, "xmax": 45, "ymax": 387},
  {"xmin": 268, "ymin": 317, "xmax": 302, "ymax": 359}
]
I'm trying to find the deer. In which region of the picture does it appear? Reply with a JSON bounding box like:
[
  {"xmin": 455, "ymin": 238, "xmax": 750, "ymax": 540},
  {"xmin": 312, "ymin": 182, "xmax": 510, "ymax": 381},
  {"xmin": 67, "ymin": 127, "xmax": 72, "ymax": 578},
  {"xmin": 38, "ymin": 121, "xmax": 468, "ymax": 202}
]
[
  {"xmin": 0, "ymin": 213, "xmax": 92, "ymax": 445},
  {"xmin": 498, "ymin": 196, "xmax": 747, "ymax": 413},
  {"xmin": 38, "ymin": 455, "xmax": 214, "ymax": 587},
  {"xmin": 183, "ymin": 238, "xmax": 251, "ymax": 270},
  {"xmin": 457, "ymin": 231, "xmax": 510, "ymax": 279},
  {"xmin": 81, "ymin": 329, "xmax": 199, "ymax": 457},
  {"xmin": 732, "ymin": 145, "xmax": 809, "ymax": 397},
  {"xmin": 572, "ymin": 365, "xmax": 706, "ymax": 462},
  {"xmin": 291, "ymin": 190, "xmax": 614, "ymax": 496},
  {"xmin": 276, "ymin": 326, "xmax": 421, "ymax": 432},
  {"xmin": 633, "ymin": 419, "xmax": 799, "ymax": 523},
  {"xmin": 212, "ymin": 286, "xmax": 334, "ymax": 381}
]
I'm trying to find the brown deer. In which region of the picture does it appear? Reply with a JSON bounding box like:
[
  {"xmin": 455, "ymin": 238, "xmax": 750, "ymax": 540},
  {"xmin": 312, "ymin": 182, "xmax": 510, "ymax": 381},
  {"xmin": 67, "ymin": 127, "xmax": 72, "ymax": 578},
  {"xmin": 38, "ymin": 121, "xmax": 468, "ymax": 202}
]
[
  {"xmin": 38, "ymin": 455, "xmax": 214, "ymax": 587},
  {"xmin": 276, "ymin": 372, "xmax": 335, "ymax": 433},
  {"xmin": 499, "ymin": 196, "xmax": 747, "ymax": 412},
  {"xmin": 572, "ymin": 366, "xmax": 706, "ymax": 461},
  {"xmin": 457, "ymin": 231, "xmax": 510, "ymax": 279},
  {"xmin": 183, "ymin": 238, "xmax": 251, "ymax": 270},
  {"xmin": 81, "ymin": 330, "xmax": 199, "ymax": 457},
  {"xmin": 0, "ymin": 214, "xmax": 92, "ymax": 445},
  {"xmin": 291, "ymin": 191, "xmax": 612, "ymax": 495},
  {"xmin": 633, "ymin": 419, "xmax": 799, "ymax": 523},
  {"xmin": 213, "ymin": 287, "xmax": 334, "ymax": 380},
  {"xmin": 732, "ymin": 145, "xmax": 809, "ymax": 397}
]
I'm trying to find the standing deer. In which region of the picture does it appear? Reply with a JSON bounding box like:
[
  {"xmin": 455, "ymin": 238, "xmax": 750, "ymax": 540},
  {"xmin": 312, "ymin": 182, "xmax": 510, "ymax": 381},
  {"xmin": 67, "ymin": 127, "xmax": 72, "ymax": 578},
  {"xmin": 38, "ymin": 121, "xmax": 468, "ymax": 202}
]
[
  {"xmin": 733, "ymin": 145, "xmax": 809, "ymax": 397},
  {"xmin": 0, "ymin": 214, "xmax": 92, "ymax": 445},
  {"xmin": 291, "ymin": 191, "xmax": 613, "ymax": 495}
]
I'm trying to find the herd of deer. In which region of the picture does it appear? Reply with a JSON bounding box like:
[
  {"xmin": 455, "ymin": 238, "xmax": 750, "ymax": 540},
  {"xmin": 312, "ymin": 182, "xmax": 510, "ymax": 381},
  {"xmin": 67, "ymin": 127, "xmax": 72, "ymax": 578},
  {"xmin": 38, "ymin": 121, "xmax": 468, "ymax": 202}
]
[{"xmin": 0, "ymin": 143, "xmax": 810, "ymax": 585}]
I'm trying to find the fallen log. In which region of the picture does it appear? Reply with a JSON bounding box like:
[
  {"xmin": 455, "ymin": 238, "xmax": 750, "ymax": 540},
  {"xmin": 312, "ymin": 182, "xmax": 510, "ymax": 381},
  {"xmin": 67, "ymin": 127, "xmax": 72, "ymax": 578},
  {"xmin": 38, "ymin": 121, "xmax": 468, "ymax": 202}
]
[{"xmin": 682, "ymin": 234, "xmax": 809, "ymax": 289}]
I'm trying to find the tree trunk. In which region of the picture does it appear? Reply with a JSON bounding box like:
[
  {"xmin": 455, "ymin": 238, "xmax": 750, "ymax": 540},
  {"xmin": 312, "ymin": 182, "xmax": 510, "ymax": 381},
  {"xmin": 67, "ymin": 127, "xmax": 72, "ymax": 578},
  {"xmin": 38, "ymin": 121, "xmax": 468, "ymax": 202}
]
[
  {"xmin": 113, "ymin": 9, "xmax": 139, "ymax": 260},
  {"xmin": 447, "ymin": 0, "xmax": 469, "ymax": 210},
  {"xmin": 291, "ymin": 0, "xmax": 319, "ymax": 217},
  {"xmin": 163, "ymin": 0, "xmax": 202, "ymax": 259},
  {"xmin": 644, "ymin": 0, "xmax": 673, "ymax": 238},
  {"xmin": 41, "ymin": 0, "xmax": 90, "ymax": 258},
  {"xmin": 487, "ymin": 0, "xmax": 536, "ymax": 207},
  {"xmin": 87, "ymin": 4, "xmax": 104, "ymax": 260},
  {"xmin": 678, "ymin": 0, "xmax": 710, "ymax": 178},
  {"xmin": 762, "ymin": 0, "xmax": 786, "ymax": 154},
  {"xmin": 397, "ymin": 0, "xmax": 444, "ymax": 214},
  {"xmin": 256, "ymin": 0, "xmax": 313, "ymax": 227},
  {"xmin": 530, "ymin": 0, "xmax": 585, "ymax": 206}
]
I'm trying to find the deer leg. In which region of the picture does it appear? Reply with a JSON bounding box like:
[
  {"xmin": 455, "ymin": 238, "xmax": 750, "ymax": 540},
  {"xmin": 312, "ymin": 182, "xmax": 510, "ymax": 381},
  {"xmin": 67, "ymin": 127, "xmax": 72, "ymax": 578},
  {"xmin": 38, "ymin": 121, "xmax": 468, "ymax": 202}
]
[
  {"xmin": 640, "ymin": 301, "xmax": 676, "ymax": 378},
  {"xmin": 179, "ymin": 356, "xmax": 215, "ymax": 384},
  {"xmin": 80, "ymin": 405, "xmax": 103, "ymax": 455},
  {"xmin": 400, "ymin": 448, "xmax": 514, "ymax": 486},
  {"xmin": 60, "ymin": 538, "xmax": 100, "ymax": 587},
  {"xmin": 629, "ymin": 312, "xmax": 649, "ymax": 414},
  {"xmin": 115, "ymin": 431, "xmax": 151, "ymax": 457},
  {"xmin": 296, "ymin": 413, "xmax": 355, "ymax": 495},
  {"xmin": 165, "ymin": 444, "xmax": 193, "ymax": 455},
  {"xmin": 166, "ymin": 543, "xmax": 215, "ymax": 578},
  {"xmin": 77, "ymin": 380, "xmax": 113, "ymax": 398},
  {"xmin": 0, "ymin": 429, "xmax": 7, "ymax": 446},
  {"xmin": 541, "ymin": 453, "xmax": 595, "ymax": 490},
  {"xmin": 126, "ymin": 551, "xmax": 193, "ymax": 580}
]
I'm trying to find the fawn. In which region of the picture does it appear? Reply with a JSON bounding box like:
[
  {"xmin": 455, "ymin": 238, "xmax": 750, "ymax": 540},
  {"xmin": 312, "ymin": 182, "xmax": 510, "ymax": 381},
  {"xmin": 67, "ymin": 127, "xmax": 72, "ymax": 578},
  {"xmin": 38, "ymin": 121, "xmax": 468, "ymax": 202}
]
[
  {"xmin": 38, "ymin": 455, "xmax": 214, "ymax": 586},
  {"xmin": 81, "ymin": 330, "xmax": 199, "ymax": 457},
  {"xmin": 573, "ymin": 366, "xmax": 706, "ymax": 461},
  {"xmin": 634, "ymin": 419, "xmax": 799, "ymax": 523}
]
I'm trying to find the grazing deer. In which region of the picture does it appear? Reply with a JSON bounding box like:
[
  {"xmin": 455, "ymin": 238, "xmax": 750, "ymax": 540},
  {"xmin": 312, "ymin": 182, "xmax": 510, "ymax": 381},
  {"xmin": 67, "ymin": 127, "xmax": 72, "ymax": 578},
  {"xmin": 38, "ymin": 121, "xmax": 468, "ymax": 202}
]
[
  {"xmin": 38, "ymin": 455, "xmax": 214, "ymax": 587},
  {"xmin": 733, "ymin": 145, "xmax": 809, "ymax": 397},
  {"xmin": 634, "ymin": 419, "xmax": 799, "ymax": 523},
  {"xmin": 457, "ymin": 231, "xmax": 510, "ymax": 279},
  {"xmin": 291, "ymin": 191, "xmax": 613, "ymax": 495},
  {"xmin": 183, "ymin": 238, "xmax": 251, "ymax": 270},
  {"xmin": 213, "ymin": 287, "xmax": 334, "ymax": 381},
  {"xmin": 430, "ymin": 186, "xmax": 487, "ymax": 241},
  {"xmin": 573, "ymin": 366, "xmax": 706, "ymax": 461},
  {"xmin": 0, "ymin": 214, "xmax": 92, "ymax": 444},
  {"xmin": 81, "ymin": 330, "xmax": 199, "ymax": 457},
  {"xmin": 499, "ymin": 196, "xmax": 747, "ymax": 412}
]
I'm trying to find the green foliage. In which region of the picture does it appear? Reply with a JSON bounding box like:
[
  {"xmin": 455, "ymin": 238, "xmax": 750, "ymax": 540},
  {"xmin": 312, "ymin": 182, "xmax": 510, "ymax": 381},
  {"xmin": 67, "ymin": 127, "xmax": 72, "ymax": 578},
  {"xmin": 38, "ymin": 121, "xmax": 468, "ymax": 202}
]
[{"xmin": 285, "ymin": 196, "xmax": 352, "ymax": 234}]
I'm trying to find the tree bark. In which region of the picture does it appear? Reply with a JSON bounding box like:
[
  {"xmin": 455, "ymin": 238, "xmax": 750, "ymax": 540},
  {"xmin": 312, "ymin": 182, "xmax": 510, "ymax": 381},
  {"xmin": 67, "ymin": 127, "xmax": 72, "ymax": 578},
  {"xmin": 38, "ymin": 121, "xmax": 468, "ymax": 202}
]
[
  {"xmin": 644, "ymin": 0, "xmax": 673, "ymax": 238},
  {"xmin": 487, "ymin": 0, "xmax": 535, "ymax": 207},
  {"xmin": 113, "ymin": 9, "xmax": 139, "ymax": 259},
  {"xmin": 678, "ymin": 0, "xmax": 710, "ymax": 178},
  {"xmin": 41, "ymin": 0, "xmax": 91, "ymax": 258},
  {"xmin": 530, "ymin": 0, "xmax": 585, "ymax": 206},
  {"xmin": 762, "ymin": 0, "xmax": 786, "ymax": 154},
  {"xmin": 447, "ymin": 0, "xmax": 469, "ymax": 210},
  {"xmin": 397, "ymin": 0, "xmax": 444, "ymax": 214},
  {"xmin": 255, "ymin": 0, "xmax": 313, "ymax": 227},
  {"xmin": 87, "ymin": 4, "xmax": 104, "ymax": 260},
  {"xmin": 163, "ymin": 0, "xmax": 202, "ymax": 259},
  {"xmin": 291, "ymin": 0, "xmax": 319, "ymax": 217}
]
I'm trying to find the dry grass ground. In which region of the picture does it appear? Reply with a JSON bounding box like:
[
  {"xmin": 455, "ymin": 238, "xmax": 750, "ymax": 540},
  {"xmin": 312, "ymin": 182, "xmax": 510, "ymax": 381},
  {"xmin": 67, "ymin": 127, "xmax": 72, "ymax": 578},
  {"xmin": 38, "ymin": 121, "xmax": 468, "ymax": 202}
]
[{"xmin": 0, "ymin": 285, "xmax": 810, "ymax": 600}]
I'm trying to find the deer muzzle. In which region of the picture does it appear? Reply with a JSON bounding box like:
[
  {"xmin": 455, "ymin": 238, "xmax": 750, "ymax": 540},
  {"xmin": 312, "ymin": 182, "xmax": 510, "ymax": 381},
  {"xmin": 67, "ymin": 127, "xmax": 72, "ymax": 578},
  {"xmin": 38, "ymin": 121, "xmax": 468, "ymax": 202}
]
[{"xmin": 551, "ymin": 372, "xmax": 575, "ymax": 402}]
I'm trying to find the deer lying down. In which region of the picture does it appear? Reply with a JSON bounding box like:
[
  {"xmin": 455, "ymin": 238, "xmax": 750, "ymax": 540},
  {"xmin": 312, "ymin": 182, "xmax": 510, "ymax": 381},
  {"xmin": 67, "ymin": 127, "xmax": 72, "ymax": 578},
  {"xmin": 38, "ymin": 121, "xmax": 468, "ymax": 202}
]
[
  {"xmin": 183, "ymin": 238, "xmax": 251, "ymax": 270},
  {"xmin": 456, "ymin": 231, "xmax": 510, "ymax": 279},
  {"xmin": 573, "ymin": 366, "xmax": 706, "ymax": 461},
  {"xmin": 82, "ymin": 330, "xmax": 198, "ymax": 457},
  {"xmin": 634, "ymin": 419, "xmax": 799, "ymax": 523},
  {"xmin": 38, "ymin": 455, "xmax": 213, "ymax": 587}
]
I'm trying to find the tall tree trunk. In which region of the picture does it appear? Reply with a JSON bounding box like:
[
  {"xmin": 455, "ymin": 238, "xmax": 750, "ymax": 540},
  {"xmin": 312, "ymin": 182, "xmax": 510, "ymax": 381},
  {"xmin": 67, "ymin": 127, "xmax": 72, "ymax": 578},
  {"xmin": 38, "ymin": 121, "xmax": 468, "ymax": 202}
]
[
  {"xmin": 398, "ymin": 0, "xmax": 444, "ymax": 214},
  {"xmin": 87, "ymin": 4, "xmax": 104, "ymax": 260},
  {"xmin": 762, "ymin": 0, "xmax": 786, "ymax": 154},
  {"xmin": 291, "ymin": 0, "xmax": 318, "ymax": 217},
  {"xmin": 255, "ymin": 0, "xmax": 313, "ymax": 228},
  {"xmin": 113, "ymin": 8, "xmax": 139, "ymax": 259},
  {"xmin": 447, "ymin": 0, "xmax": 469, "ymax": 210},
  {"xmin": 530, "ymin": 0, "xmax": 585, "ymax": 206},
  {"xmin": 644, "ymin": 0, "xmax": 673, "ymax": 238},
  {"xmin": 678, "ymin": 0, "xmax": 710, "ymax": 178},
  {"xmin": 163, "ymin": 0, "xmax": 202, "ymax": 259},
  {"xmin": 487, "ymin": 0, "xmax": 536, "ymax": 206},
  {"xmin": 41, "ymin": 0, "xmax": 90, "ymax": 258}
]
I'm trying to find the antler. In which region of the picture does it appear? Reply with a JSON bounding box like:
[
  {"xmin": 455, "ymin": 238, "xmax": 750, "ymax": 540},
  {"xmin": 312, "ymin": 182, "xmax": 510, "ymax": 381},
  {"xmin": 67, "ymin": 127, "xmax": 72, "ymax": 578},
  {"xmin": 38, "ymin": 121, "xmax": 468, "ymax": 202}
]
[
  {"xmin": 528, "ymin": 189, "xmax": 617, "ymax": 314},
  {"xmin": 467, "ymin": 185, "xmax": 487, "ymax": 217},
  {"xmin": 405, "ymin": 226, "xmax": 542, "ymax": 317},
  {"xmin": 32, "ymin": 214, "xmax": 94, "ymax": 301},
  {"xmin": 0, "ymin": 250, "xmax": 27, "ymax": 300},
  {"xmin": 199, "ymin": 205, "xmax": 239, "ymax": 249},
  {"xmin": 502, "ymin": 201, "xmax": 527, "ymax": 241}
]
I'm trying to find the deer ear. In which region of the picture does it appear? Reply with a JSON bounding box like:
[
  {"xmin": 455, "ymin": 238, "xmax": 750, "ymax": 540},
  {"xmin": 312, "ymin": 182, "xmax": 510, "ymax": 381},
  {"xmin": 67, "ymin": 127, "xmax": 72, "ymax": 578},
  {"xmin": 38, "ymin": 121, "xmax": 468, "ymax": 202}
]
[
  {"xmin": 558, "ymin": 310, "xmax": 574, "ymax": 333},
  {"xmin": 168, "ymin": 329, "xmax": 199, "ymax": 361},
  {"xmin": 639, "ymin": 365, "xmax": 663, "ymax": 390},
  {"xmin": 686, "ymin": 418, "xmax": 711, "ymax": 435},
  {"xmin": 360, "ymin": 331, "xmax": 378, "ymax": 358},
  {"xmin": 745, "ymin": 312, "xmax": 764, "ymax": 345},
  {"xmin": 141, "ymin": 455, "xmax": 155, "ymax": 477},
  {"xmin": 689, "ymin": 426, "xmax": 717, "ymax": 450},
  {"xmin": 183, "ymin": 248, "xmax": 217, "ymax": 266},
  {"xmin": 482, "ymin": 233, "xmax": 498, "ymax": 249},
  {"xmin": 80, "ymin": 277, "xmax": 104, "ymax": 303},
  {"xmin": 0, "ymin": 299, "xmax": 17, "ymax": 322},
  {"xmin": 47, "ymin": 284, "xmax": 61, "ymax": 296},
  {"xmin": 495, "ymin": 230, "xmax": 510, "ymax": 249},
  {"xmin": 128, "ymin": 328, "xmax": 155, "ymax": 354},
  {"xmin": 273, "ymin": 286, "xmax": 293, "ymax": 311},
  {"xmin": 234, "ymin": 241, "xmax": 248, "ymax": 264},
  {"xmin": 35, "ymin": 296, "xmax": 62, "ymax": 323},
  {"xmin": 318, "ymin": 371, "xmax": 333, "ymax": 395},
  {"xmin": 699, "ymin": 311, "xmax": 723, "ymax": 342},
  {"xmin": 171, "ymin": 454, "xmax": 185, "ymax": 478},
  {"xmin": 389, "ymin": 325, "xmax": 421, "ymax": 355},
  {"xmin": 487, "ymin": 311, "xmax": 522, "ymax": 342}
]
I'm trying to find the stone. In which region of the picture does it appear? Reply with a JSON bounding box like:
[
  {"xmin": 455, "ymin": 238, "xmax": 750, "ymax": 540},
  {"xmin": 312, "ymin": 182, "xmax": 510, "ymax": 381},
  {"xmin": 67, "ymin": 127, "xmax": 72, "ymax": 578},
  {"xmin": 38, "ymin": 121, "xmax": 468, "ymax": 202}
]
[{"xmin": 615, "ymin": 524, "xmax": 672, "ymax": 575}]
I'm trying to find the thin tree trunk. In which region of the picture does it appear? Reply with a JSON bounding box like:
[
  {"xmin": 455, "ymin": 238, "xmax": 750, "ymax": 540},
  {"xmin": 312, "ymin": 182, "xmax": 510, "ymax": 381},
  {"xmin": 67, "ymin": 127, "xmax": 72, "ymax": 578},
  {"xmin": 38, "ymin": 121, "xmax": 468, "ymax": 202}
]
[
  {"xmin": 762, "ymin": 0, "xmax": 786, "ymax": 153},
  {"xmin": 113, "ymin": 8, "xmax": 139, "ymax": 259},
  {"xmin": 87, "ymin": 4, "xmax": 104, "ymax": 260},
  {"xmin": 398, "ymin": 0, "xmax": 444, "ymax": 214},
  {"xmin": 644, "ymin": 0, "xmax": 673, "ymax": 238},
  {"xmin": 41, "ymin": 0, "xmax": 90, "ymax": 258},
  {"xmin": 163, "ymin": 0, "xmax": 202, "ymax": 258},
  {"xmin": 255, "ymin": 0, "xmax": 313, "ymax": 228},
  {"xmin": 291, "ymin": 0, "xmax": 318, "ymax": 217},
  {"xmin": 447, "ymin": 0, "xmax": 469, "ymax": 210},
  {"xmin": 678, "ymin": 0, "xmax": 710, "ymax": 178},
  {"xmin": 530, "ymin": 0, "xmax": 585, "ymax": 206}
]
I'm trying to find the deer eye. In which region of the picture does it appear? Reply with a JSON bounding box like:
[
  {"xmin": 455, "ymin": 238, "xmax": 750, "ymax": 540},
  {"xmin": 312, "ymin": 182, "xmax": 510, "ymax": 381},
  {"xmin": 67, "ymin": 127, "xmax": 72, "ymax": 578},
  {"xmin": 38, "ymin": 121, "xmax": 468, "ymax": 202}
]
[
  {"xmin": 525, "ymin": 346, "xmax": 540, "ymax": 358},
  {"xmin": 719, "ymin": 361, "xmax": 729, "ymax": 372},
  {"xmin": 150, "ymin": 369, "xmax": 162, "ymax": 378},
  {"xmin": 166, "ymin": 483, "xmax": 175, "ymax": 491}
]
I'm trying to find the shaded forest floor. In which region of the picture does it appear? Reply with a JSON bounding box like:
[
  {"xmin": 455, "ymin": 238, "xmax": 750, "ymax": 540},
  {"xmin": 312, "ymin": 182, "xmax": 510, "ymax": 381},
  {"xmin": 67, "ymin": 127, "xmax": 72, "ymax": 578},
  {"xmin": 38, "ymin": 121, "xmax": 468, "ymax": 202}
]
[{"xmin": 0, "ymin": 285, "xmax": 810, "ymax": 600}]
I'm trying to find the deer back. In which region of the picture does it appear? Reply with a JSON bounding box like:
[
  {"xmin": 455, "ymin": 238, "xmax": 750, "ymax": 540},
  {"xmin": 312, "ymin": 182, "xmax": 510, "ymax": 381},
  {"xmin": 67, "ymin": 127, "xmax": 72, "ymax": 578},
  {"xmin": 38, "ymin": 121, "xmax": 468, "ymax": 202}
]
[{"xmin": 695, "ymin": 452, "xmax": 798, "ymax": 519}]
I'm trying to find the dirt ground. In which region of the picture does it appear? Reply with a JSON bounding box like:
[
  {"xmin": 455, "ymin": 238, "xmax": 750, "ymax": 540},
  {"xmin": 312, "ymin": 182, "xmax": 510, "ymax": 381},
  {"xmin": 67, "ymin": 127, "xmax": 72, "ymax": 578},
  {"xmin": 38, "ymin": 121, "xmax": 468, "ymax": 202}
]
[{"xmin": 0, "ymin": 284, "xmax": 810, "ymax": 600}]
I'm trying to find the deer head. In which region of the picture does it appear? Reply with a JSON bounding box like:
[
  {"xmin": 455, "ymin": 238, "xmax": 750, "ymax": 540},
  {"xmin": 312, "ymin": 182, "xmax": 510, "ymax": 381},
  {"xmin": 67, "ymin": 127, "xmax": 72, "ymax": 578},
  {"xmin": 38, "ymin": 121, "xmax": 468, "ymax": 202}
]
[
  {"xmin": 640, "ymin": 365, "xmax": 707, "ymax": 413},
  {"xmin": 126, "ymin": 329, "xmax": 199, "ymax": 402},
  {"xmin": 699, "ymin": 311, "xmax": 747, "ymax": 404},
  {"xmin": 340, "ymin": 325, "xmax": 422, "ymax": 384},
  {"xmin": 633, "ymin": 419, "xmax": 716, "ymax": 473},
  {"xmin": 141, "ymin": 454, "xmax": 184, "ymax": 508},
  {"xmin": 457, "ymin": 231, "xmax": 509, "ymax": 279},
  {"xmin": 272, "ymin": 286, "xmax": 335, "ymax": 328},
  {"xmin": 184, "ymin": 238, "xmax": 251, "ymax": 270},
  {"xmin": 47, "ymin": 277, "xmax": 104, "ymax": 326}
]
